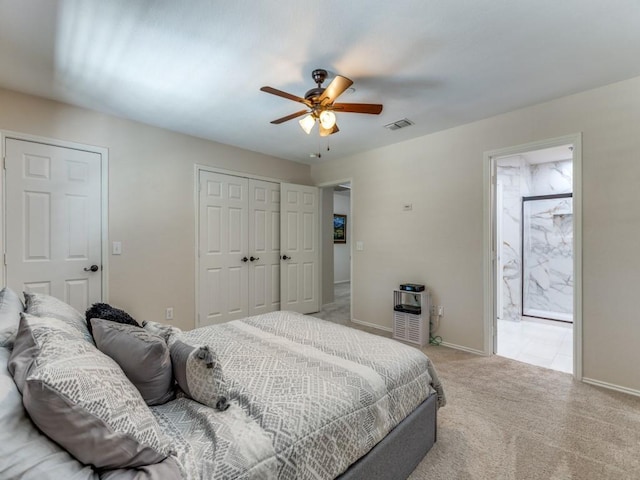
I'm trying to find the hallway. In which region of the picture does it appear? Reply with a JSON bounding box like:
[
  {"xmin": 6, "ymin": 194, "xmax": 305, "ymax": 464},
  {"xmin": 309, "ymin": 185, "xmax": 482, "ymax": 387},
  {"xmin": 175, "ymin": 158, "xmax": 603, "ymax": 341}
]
[{"xmin": 314, "ymin": 282, "xmax": 350, "ymax": 325}]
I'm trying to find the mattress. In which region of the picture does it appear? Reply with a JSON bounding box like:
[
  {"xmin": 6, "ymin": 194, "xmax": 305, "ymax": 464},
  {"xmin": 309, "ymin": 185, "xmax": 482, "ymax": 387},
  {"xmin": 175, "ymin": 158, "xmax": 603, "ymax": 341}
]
[{"xmin": 151, "ymin": 311, "xmax": 445, "ymax": 480}]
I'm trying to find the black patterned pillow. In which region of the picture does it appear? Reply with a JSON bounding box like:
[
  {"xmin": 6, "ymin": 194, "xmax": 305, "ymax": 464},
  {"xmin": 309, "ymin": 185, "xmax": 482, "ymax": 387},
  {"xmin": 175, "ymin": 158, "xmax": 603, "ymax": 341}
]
[
  {"xmin": 86, "ymin": 303, "xmax": 140, "ymax": 335},
  {"xmin": 24, "ymin": 292, "xmax": 92, "ymax": 343},
  {"xmin": 8, "ymin": 313, "xmax": 173, "ymax": 469},
  {"xmin": 170, "ymin": 340, "xmax": 229, "ymax": 411},
  {"xmin": 91, "ymin": 318, "xmax": 175, "ymax": 406}
]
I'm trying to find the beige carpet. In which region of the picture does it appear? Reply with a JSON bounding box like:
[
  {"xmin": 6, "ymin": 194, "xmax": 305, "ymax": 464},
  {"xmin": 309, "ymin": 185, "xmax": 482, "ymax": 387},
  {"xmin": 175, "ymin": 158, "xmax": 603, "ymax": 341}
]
[
  {"xmin": 408, "ymin": 346, "xmax": 640, "ymax": 480},
  {"xmin": 316, "ymin": 283, "xmax": 640, "ymax": 479}
]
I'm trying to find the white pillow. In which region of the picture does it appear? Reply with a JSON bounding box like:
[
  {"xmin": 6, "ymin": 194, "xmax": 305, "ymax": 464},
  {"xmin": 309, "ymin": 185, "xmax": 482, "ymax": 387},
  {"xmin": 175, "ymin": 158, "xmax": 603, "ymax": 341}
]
[{"xmin": 0, "ymin": 287, "xmax": 24, "ymax": 349}]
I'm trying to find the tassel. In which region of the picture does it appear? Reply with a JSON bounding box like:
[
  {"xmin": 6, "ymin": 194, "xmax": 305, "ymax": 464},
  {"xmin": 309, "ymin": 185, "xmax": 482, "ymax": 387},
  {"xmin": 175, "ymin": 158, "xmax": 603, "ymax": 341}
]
[
  {"xmin": 196, "ymin": 346, "xmax": 214, "ymax": 369},
  {"xmin": 216, "ymin": 396, "xmax": 229, "ymax": 411}
]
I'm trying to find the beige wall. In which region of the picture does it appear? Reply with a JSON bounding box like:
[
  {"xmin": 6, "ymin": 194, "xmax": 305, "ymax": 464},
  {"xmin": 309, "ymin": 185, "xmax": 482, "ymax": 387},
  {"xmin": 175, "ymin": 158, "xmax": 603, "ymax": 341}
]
[
  {"xmin": 0, "ymin": 88, "xmax": 312, "ymax": 331},
  {"xmin": 321, "ymin": 188, "xmax": 334, "ymax": 305},
  {"xmin": 311, "ymin": 76, "xmax": 640, "ymax": 393}
]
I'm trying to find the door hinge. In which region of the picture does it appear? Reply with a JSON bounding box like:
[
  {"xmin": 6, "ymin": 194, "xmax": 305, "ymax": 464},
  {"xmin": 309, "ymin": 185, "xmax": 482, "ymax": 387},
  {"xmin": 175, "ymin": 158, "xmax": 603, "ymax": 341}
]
[
  {"xmin": 3, "ymin": 253, "xmax": 6, "ymax": 266},
  {"xmin": 2, "ymin": 156, "xmax": 5, "ymax": 170}
]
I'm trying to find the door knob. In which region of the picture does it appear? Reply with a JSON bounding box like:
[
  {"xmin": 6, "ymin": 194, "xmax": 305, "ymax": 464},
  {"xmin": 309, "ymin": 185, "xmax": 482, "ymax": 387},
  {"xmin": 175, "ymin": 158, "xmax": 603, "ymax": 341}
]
[
  {"xmin": 241, "ymin": 256, "xmax": 249, "ymax": 263},
  {"xmin": 250, "ymin": 256, "xmax": 260, "ymax": 262},
  {"xmin": 84, "ymin": 265, "xmax": 99, "ymax": 272},
  {"xmin": 281, "ymin": 255, "xmax": 290, "ymax": 260}
]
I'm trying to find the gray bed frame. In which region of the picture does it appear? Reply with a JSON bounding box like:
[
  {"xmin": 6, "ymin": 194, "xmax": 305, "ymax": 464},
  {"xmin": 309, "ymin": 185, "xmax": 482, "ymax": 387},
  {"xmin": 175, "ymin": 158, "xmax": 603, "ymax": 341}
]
[{"xmin": 337, "ymin": 392, "xmax": 438, "ymax": 480}]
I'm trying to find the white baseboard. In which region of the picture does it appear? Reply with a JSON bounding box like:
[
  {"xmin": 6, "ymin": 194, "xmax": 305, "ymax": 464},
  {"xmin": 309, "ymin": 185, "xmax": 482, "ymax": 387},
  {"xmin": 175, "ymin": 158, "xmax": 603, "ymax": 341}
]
[
  {"xmin": 439, "ymin": 341, "xmax": 487, "ymax": 356},
  {"xmin": 351, "ymin": 318, "xmax": 393, "ymax": 333},
  {"xmin": 334, "ymin": 280, "xmax": 351, "ymax": 285},
  {"xmin": 582, "ymin": 377, "xmax": 640, "ymax": 398}
]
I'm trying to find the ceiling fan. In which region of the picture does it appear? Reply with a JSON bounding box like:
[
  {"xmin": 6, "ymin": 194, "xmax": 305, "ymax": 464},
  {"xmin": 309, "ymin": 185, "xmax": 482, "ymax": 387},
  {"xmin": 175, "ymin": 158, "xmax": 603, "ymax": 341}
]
[{"xmin": 260, "ymin": 69, "xmax": 383, "ymax": 137}]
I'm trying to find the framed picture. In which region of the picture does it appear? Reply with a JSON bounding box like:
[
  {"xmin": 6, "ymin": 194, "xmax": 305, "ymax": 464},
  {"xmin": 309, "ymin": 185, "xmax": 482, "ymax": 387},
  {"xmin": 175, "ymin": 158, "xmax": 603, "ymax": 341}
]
[{"xmin": 334, "ymin": 214, "xmax": 347, "ymax": 244}]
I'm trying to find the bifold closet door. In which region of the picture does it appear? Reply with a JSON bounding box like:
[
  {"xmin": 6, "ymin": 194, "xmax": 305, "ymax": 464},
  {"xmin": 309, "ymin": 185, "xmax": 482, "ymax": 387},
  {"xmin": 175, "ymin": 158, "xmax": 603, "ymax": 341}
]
[
  {"xmin": 198, "ymin": 172, "xmax": 249, "ymax": 325},
  {"xmin": 248, "ymin": 179, "xmax": 281, "ymax": 316},
  {"xmin": 198, "ymin": 172, "xmax": 282, "ymax": 326}
]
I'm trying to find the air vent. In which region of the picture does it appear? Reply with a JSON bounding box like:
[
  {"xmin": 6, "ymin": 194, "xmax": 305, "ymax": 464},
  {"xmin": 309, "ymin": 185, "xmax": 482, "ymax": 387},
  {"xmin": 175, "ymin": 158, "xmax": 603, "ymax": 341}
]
[{"xmin": 384, "ymin": 118, "xmax": 414, "ymax": 131}]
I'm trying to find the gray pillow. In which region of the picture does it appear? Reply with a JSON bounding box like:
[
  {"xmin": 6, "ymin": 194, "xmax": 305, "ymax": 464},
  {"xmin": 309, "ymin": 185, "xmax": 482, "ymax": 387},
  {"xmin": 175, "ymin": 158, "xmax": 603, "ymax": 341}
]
[
  {"xmin": 24, "ymin": 291, "xmax": 93, "ymax": 343},
  {"xmin": 9, "ymin": 313, "xmax": 172, "ymax": 469},
  {"xmin": 0, "ymin": 287, "xmax": 24, "ymax": 349},
  {"xmin": 91, "ymin": 318, "xmax": 175, "ymax": 406},
  {"xmin": 170, "ymin": 340, "xmax": 229, "ymax": 411},
  {"xmin": 0, "ymin": 347, "xmax": 99, "ymax": 480}
]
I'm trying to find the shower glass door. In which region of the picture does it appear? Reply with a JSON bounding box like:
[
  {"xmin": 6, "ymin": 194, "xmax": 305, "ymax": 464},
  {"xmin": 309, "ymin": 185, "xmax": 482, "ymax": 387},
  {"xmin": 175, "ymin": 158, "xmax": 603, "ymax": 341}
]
[{"xmin": 521, "ymin": 194, "xmax": 573, "ymax": 322}]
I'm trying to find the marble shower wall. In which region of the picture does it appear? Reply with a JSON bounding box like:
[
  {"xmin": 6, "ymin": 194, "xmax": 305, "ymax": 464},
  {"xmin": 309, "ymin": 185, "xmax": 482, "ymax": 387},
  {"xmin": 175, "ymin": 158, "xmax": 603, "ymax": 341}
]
[
  {"xmin": 497, "ymin": 156, "xmax": 530, "ymax": 321},
  {"xmin": 529, "ymin": 160, "xmax": 572, "ymax": 195},
  {"xmin": 497, "ymin": 158, "xmax": 573, "ymax": 322}
]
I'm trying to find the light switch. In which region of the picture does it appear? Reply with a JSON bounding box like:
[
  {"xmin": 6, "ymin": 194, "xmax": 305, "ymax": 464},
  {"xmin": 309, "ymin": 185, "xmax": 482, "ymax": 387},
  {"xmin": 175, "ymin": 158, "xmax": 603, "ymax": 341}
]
[
  {"xmin": 112, "ymin": 241, "xmax": 122, "ymax": 255},
  {"xmin": 356, "ymin": 241, "xmax": 364, "ymax": 251}
]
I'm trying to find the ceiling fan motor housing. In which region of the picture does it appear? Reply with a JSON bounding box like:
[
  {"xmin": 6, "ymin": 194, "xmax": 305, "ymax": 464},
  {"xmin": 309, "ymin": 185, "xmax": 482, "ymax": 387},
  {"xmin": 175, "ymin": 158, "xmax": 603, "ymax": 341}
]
[
  {"xmin": 304, "ymin": 87, "xmax": 325, "ymax": 102},
  {"xmin": 305, "ymin": 68, "xmax": 329, "ymax": 102}
]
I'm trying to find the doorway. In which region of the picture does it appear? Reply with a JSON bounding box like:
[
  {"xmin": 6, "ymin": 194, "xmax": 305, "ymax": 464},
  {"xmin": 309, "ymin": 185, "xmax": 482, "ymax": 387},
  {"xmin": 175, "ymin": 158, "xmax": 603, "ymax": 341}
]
[
  {"xmin": 484, "ymin": 135, "xmax": 582, "ymax": 378},
  {"xmin": 317, "ymin": 181, "xmax": 352, "ymax": 325}
]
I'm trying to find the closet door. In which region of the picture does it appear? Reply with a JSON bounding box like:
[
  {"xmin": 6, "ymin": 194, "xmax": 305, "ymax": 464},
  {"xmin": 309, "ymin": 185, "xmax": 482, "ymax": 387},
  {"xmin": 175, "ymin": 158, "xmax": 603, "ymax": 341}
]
[
  {"xmin": 248, "ymin": 179, "xmax": 281, "ymax": 316},
  {"xmin": 198, "ymin": 172, "xmax": 248, "ymax": 325},
  {"xmin": 280, "ymin": 183, "xmax": 320, "ymax": 314}
]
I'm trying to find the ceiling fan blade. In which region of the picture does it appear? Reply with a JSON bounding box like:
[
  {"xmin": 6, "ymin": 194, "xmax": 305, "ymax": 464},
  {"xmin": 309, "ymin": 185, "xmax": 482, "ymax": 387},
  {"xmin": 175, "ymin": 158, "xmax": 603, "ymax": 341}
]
[
  {"xmin": 261, "ymin": 86, "xmax": 312, "ymax": 107},
  {"xmin": 270, "ymin": 110, "xmax": 310, "ymax": 124},
  {"xmin": 319, "ymin": 123, "xmax": 339, "ymax": 137},
  {"xmin": 331, "ymin": 103, "xmax": 383, "ymax": 114},
  {"xmin": 319, "ymin": 75, "xmax": 353, "ymax": 104}
]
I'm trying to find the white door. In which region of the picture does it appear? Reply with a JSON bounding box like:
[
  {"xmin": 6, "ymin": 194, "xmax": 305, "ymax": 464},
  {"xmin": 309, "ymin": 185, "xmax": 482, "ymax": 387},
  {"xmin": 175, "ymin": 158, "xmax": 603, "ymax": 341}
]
[
  {"xmin": 280, "ymin": 183, "xmax": 320, "ymax": 314},
  {"xmin": 198, "ymin": 171, "xmax": 249, "ymax": 325},
  {"xmin": 5, "ymin": 138, "xmax": 103, "ymax": 313},
  {"xmin": 248, "ymin": 179, "xmax": 281, "ymax": 316}
]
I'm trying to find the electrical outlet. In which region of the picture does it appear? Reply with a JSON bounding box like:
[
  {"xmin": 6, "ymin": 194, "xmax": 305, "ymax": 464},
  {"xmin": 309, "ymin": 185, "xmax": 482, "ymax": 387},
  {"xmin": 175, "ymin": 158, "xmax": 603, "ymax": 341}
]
[
  {"xmin": 165, "ymin": 307, "xmax": 174, "ymax": 320},
  {"xmin": 438, "ymin": 306, "xmax": 444, "ymax": 317}
]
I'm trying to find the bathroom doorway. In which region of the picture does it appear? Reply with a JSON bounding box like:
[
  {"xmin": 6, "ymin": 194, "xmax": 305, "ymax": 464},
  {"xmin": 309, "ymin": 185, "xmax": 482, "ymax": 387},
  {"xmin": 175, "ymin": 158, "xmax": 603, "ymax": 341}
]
[{"xmin": 485, "ymin": 135, "xmax": 582, "ymax": 376}]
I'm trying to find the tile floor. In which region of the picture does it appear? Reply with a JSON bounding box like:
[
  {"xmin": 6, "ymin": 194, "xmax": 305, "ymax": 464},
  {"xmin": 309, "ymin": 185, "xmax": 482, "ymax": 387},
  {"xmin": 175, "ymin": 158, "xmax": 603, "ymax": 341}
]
[{"xmin": 497, "ymin": 317, "xmax": 573, "ymax": 373}]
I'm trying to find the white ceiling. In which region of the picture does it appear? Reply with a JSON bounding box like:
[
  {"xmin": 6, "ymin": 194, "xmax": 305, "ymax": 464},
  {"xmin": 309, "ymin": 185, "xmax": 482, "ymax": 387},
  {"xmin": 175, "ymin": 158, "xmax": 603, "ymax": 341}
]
[{"xmin": 1, "ymin": 1, "xmax": 640, "ymax": 165}]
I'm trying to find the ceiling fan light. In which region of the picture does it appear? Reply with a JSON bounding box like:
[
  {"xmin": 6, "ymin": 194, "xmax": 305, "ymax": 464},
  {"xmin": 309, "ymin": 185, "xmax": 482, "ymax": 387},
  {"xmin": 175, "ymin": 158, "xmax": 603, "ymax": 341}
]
[
  {"xmin": 319, "ymin": 110, "xmax": 336, "ymax": 129},
  {"xmin": 299, "ymin": 114, "xmax": 315, "ymax": 134}
]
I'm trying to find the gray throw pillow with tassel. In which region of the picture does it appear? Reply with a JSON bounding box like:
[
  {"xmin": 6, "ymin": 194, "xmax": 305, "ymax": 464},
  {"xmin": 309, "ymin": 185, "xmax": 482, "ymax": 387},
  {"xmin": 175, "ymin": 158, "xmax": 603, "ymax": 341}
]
[{"xmin": 169, "ymin": 340, "xmax": 229, "ymax": 411}]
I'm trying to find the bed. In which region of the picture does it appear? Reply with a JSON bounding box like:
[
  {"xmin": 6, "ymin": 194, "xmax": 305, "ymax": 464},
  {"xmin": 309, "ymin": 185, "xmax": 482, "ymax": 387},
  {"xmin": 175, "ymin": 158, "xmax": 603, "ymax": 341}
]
[{"xmin": 0, "ymin": 288, "xmax": 445, "ymax": 480}]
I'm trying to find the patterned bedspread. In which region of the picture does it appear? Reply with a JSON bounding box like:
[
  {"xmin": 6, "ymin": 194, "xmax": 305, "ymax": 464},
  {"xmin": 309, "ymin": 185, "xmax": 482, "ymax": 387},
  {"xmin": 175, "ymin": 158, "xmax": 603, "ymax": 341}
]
[{"xmin": 151, "ymin": 311, "xmax": 445, "ymax": 480}]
